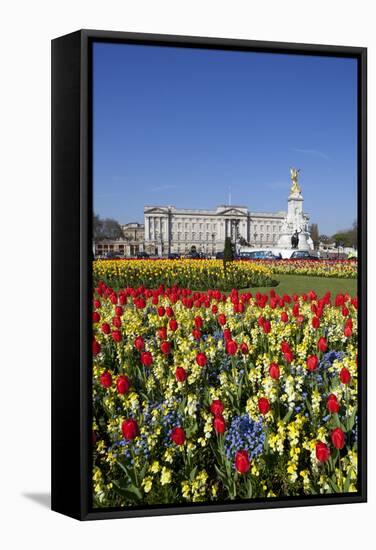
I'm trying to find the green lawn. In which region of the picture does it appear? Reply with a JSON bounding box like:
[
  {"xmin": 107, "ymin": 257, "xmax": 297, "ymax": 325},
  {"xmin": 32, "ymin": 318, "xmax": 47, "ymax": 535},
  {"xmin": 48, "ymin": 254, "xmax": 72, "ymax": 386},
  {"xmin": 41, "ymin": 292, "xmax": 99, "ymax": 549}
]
[{"xmin": 244, "ymin": 274, "xmax": 357, "ymax": 297}]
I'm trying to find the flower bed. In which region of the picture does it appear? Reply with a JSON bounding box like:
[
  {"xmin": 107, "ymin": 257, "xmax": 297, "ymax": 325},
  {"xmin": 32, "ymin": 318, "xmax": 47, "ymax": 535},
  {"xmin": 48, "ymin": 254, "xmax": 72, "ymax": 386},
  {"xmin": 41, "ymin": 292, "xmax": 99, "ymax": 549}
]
[
  {"xmin": 258, "ymin": 259, "xmax": 357, "ymax": 279},
  {"xmin": 93, "ymin": 259, "xmax": 277, "ymax": 291},
  {"xmin": 92, "ymin": 283, "xmax": 358, "ymax": 507}
]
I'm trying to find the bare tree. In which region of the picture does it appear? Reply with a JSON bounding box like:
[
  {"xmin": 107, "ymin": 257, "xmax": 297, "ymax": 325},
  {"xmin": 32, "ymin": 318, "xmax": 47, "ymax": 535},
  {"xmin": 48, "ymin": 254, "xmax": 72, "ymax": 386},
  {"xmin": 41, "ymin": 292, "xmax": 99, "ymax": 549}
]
[
  {"xmin": 309, "ymin": 223, "xmax": 320, "ymax": 250},
  {"xmin": 93, "ymin": 214, "xmax": 123, "ymax": 243}
]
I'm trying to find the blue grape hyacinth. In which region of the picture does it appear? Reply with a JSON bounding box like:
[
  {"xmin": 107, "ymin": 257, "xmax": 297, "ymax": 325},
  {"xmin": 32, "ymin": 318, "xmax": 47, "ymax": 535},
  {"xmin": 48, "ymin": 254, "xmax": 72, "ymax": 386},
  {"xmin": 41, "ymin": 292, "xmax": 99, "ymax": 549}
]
[{"xmin": 224, "ymin": 414, "xmax": 265, "ymax": 467}]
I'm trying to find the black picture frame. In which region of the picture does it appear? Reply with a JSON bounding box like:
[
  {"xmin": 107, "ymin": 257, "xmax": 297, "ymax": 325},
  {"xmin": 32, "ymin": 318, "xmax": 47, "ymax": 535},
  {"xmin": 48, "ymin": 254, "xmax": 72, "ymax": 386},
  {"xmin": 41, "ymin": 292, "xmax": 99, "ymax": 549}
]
[{"xmin": 51, "ymin": 29, "xmax": 367, "ymax": 520}]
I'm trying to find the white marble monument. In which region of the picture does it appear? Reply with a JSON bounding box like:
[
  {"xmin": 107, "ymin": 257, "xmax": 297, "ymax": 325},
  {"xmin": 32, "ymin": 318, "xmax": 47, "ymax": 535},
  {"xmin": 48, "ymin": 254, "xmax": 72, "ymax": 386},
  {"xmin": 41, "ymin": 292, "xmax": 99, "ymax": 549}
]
[{"xmin": 277, "ymin": 168, "xmax": 313, "ymax": 251}]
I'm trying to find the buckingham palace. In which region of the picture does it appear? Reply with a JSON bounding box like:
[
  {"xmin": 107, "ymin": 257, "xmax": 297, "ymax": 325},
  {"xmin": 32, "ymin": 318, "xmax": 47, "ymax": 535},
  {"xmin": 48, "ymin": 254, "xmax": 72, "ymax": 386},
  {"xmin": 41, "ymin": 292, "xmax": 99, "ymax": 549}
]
[{"xmin": 144, "ymin": 204, "xmax": 288, "ymax": 255}]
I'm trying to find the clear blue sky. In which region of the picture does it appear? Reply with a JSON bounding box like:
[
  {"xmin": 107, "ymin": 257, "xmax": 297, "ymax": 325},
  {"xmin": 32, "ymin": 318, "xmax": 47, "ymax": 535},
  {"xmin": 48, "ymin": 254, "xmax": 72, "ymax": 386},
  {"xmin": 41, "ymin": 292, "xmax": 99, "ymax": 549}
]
[{"xmin": 93, "ymin": 42, "xmax": 358, "ymax": 236}]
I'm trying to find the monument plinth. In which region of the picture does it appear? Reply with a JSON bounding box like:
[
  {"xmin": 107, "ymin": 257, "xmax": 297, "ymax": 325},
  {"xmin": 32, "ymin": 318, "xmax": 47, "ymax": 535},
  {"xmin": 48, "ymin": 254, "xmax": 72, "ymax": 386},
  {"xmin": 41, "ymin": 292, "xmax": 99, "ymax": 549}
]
[{"xmin": 277, "ymin": 168, "xmax": 313, "ymax": 251}]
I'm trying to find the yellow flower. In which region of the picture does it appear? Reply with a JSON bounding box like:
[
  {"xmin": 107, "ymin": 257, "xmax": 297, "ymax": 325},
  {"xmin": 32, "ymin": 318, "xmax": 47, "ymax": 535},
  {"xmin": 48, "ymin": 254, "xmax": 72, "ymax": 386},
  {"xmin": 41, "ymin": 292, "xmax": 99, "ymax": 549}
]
[{"xmin": 160, "ymin": 467, "xmax": 172, "ymax": 486}]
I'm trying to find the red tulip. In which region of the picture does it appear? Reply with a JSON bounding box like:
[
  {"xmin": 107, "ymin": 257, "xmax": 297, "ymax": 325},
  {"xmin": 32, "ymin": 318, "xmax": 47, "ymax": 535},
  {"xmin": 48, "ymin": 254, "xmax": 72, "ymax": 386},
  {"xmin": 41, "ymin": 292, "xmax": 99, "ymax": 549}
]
[
  {"xmin": 213, "ymin": 415, "xmax": 226, "ymax": 434},
  {"xmin": 258, "ymin": 397, "xmax": 270, "ymax": 415},
  {"xmin": 116, "ymin": 375, "xmax": 130, "ymax": 395},
  {"xmin": 315, "ymin": 441, "xmax": 330, "ymax": 462},
  {"xmin": 92, "ymin": 338, "xmax": 101, "ymax": 355},
  {"xmin": 134, "ymin": 336, "xmax": 145, "ymax": 351},
  {"xmin": 194, "ymin": 316, "xmax": 203, "ymax": 328},
  {"xmin": 171, "ymin": 427, "xmax": 186, "ymax": 446},
  {"xmin": 141, "ymin": 351, "xmax": 153, "ymax": 367},
  {"xmin": 135, "ymin": 298, "xmax": 146, "ymax": 309},
  {"xmin": 175, "ymin": 366, "xmax": 187, "ymax": 382},
  {"xmin": 342, "ymin": 306, "xmax": 349, "ymax": 317},
  {"xmin": 223, "ymin": 328, "xmax": 232, "ymax": 341},
  {"xmin": 283, "ymin": 350, "xmax": 294, "ymax": 363},
  {"xmin": 331, "ymin": 427, "xmax": 345, "ymax": 449},
  {"xmin": 210, "ymin": 399, "xmax": 224, "ymax": 417},
  {"xmin": 235, "ymin": 450, "xmax": 251, "ymax": 474},
  {"xmin": 101, "ymin": 322, "xmax": 111, "ymax": 335},
  {"xmin": 269, "ymin": 363, "xmax": 280, "ymax": 380},
  {"xmin": 240, "ymin": 342, "xmax": 249, "ymax": 355},
  {"xmin": 92, "ymin": 311, "xmax": 100, "ymax": 323},
  {"xmin": 326, "ymin": 393, "xmax": 340, "ymax": 414},
  {"xmin": 121, "ymin": 419, "xmax": 138, "ymax": 440},
  {"xmin": 196, "ymin": 352, "xmax": 207, "ymax": 367},
  {"xmin": 115, "ymin": 306, "xmax": 123, "ymax": 316},
  {"xmin": 112, "ymin": 330, "xmax": 122, "ymax": 343},
  {"xmin": 192, "ymin": 328, "xmax": 202, "ymax": 340},
  {"xmin": 281, "ymin": 341, "xmax": 291, "ymax": 353},
  {"xmin": 257, "ymin": 315, "xmax": 265, "ymax": 327},
  {"xmin": 217, "ymin": 313, "xmax": 227, "ymax": 326},
  {"xmin": 339, "ymin": 367, "xmax": 351, "ymax": 385},
  {"xmin": 160, "ymin": 341, "xmax": 171, "ymax": 354},
  {"xmin": 166, "ymin": 307, "xmax": 174, "ymax": 317},
  {"xmin": 169, "ymin": 319, "xmax": 178, "ymax": 331},
  {"xmin": 112, "ymin": 316, "xmax": 121, "ymax": 328},
  {"xmin": 306, "ymin": 355, "xmax": 319, "ymax": 372},
  {"xmin": 157, "ymin": 327, "xmax": 167, "ymax": 340},
  {"xmin": 280, "ymin": 311, "xmax": 288, "ymax": 323},
  {"xmin": 100, "ymin": 370, "xmax": 112, "ymax": 388},
  {"xmin": 312, "ymin": 316, "xmax": 320, "ymax": 329},
  {"xmin": 317, "ymin": 337, "xmax": 328, "ymax": 352},
  {"xmin": 226, "ymin": 340, "xmax": 238, "ymax": 355}
]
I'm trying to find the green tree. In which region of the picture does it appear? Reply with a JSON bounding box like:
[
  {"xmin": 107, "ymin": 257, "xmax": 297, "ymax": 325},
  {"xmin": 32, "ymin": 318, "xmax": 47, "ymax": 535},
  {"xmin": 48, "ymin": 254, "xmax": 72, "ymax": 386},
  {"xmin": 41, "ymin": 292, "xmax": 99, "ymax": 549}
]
[
  {"xmin": 331, "ymin": 220, "xmax": 357, "ymax": 249},
  {"xmin": 223, "ymin": 236, "xmax": 234, "ymax": 274}
]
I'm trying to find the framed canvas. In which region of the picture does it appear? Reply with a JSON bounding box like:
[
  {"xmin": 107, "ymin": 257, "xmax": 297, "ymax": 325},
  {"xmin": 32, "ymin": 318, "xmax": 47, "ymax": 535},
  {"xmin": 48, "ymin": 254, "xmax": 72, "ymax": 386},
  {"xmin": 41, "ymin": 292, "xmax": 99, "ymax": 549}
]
[{"xmin": 51, "ymin": 29, "xmax": 367, "ymax": 520}]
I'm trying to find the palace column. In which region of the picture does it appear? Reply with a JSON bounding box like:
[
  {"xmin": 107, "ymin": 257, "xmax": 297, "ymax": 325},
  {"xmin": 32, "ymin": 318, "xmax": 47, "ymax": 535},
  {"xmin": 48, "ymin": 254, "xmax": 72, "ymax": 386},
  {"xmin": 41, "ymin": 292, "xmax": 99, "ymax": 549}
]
[{"xmin": 144, "ymin": 216, "xmax": 150, "ymax": 242}]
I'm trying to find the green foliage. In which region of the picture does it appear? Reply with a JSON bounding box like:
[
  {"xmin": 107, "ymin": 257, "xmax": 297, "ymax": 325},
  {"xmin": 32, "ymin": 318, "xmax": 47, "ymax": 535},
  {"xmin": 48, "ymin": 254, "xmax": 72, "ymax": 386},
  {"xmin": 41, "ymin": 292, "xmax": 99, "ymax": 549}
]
[{"xmin": 223, "ymin": 236, "xmax": 234, "ymax": 273}]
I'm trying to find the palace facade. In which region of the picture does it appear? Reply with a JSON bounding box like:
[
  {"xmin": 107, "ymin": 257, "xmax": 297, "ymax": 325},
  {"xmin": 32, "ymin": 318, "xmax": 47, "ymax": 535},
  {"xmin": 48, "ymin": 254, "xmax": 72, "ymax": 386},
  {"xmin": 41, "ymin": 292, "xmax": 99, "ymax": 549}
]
[{"xmin": 144, "ymin": 205, "xmax": 289, "ymax": 255}]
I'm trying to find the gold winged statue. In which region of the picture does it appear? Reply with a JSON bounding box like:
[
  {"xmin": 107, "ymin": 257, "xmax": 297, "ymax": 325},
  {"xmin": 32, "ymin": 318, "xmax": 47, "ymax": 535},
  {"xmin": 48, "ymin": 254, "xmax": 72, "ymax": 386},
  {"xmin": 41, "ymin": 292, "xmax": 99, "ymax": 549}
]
[{"xmin": 290, "ymin": 167, "xmax": 301, "ymax": 195}]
